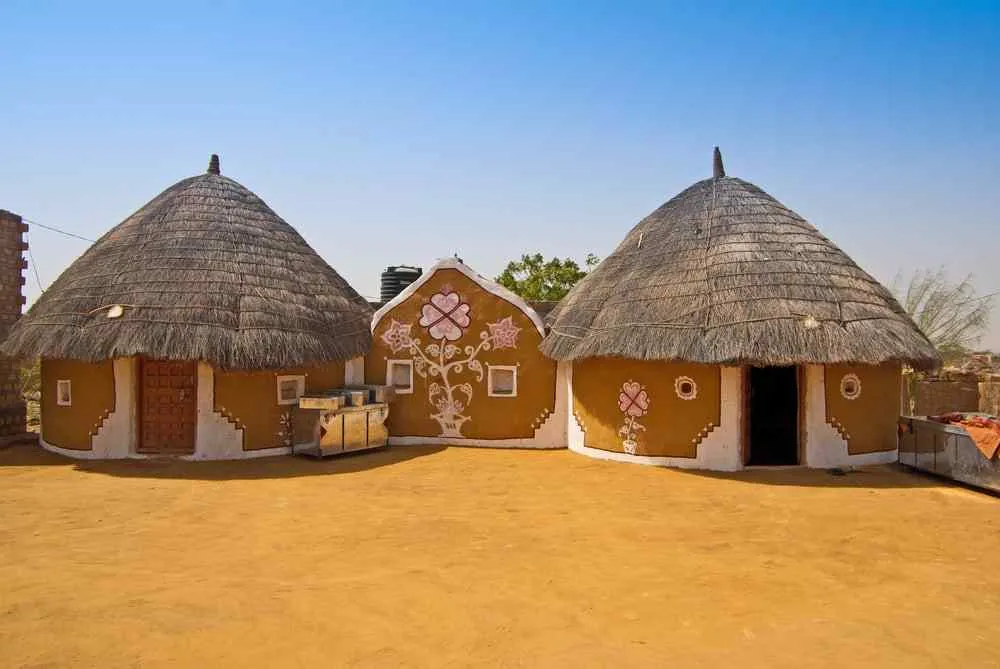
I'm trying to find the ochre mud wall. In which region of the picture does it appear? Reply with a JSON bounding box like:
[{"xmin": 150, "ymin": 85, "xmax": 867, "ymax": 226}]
[
  {"xmin": 40, "ymin": 358, "xmax": 115, "ymax": 450},
  {"xmin": 825, "ymin": 363, "xmax": 900, "ymax": 454},
  {"xmin": 573, "ymin": 358, "xmax": 721, "ymax": 457},
  {"xmin": 367, "ymin": 267, "xmax": 556, "ymax": 440},
  {"xmin": 214, "ymin": 362, "xmax": 345, "ymax": 450}
]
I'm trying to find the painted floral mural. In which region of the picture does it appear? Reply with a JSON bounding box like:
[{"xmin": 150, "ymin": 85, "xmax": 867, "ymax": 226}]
[
  {"xmin": 617, "ymin": 380, "xmax": 650, "ymax": 454},
  {"xmin": 381, "ymin": 288, "xmax": 521, "ymax": 437}
]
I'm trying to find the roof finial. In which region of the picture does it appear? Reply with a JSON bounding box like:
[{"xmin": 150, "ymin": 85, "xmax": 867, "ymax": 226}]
[
  {"xmin": 207, "ymin": 154, "xmax": 220, "ymax": 175},
  {"xmin": 713, "ymin": 146, "xmax": 725, "ymax": 178}
]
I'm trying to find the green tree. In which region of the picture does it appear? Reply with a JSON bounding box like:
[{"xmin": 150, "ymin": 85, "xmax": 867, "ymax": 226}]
[
  {"xmin": 891, "ymin": 268, "xmax": 995, "ymax": 357},
  {"xmin": 496, "ymin": 253, "xmax": 599, "ymax": 302}
]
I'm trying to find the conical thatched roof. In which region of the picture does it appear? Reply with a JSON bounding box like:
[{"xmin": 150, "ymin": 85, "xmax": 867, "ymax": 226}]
[
  {"xmin": 2, "ymin": 155, "xmax": 373, "ymax": 369},
  {"xmin": 541, "ymin": 149, "xmax": 939, "ymax": 369}
]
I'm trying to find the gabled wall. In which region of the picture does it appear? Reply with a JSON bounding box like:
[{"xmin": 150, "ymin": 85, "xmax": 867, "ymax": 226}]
[{"xmin": 368, "ymin": 258, "xmax": 559, "ymax": 447}]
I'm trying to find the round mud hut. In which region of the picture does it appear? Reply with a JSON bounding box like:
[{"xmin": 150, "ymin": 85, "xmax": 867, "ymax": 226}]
[
  {"xmin": 542, "ymin": 149, "xmax": 939, "ymax": 470},
  {"xmin": 2, "ymin": 155, "xmax": 373, "ymax": 459}
]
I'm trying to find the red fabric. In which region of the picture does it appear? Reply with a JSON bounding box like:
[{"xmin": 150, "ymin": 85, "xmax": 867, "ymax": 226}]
[{"xmin": 929, "ymin": 413, "xmax": 1000, "ymax": 459}]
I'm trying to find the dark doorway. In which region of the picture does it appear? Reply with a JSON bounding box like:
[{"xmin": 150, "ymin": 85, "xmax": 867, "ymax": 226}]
[{"xmin": 747, "ymin": 366, "xmax": 799, "ymax": 466}]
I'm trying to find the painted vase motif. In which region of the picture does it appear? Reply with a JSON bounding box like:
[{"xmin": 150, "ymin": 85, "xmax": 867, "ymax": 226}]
[
  {"xmin": 617, "ymin": 380, "xmax": 650, "ymax": 455},
  {"xmin": 381, "ymin": 289, "xmax": 521, "ymax": 438}
]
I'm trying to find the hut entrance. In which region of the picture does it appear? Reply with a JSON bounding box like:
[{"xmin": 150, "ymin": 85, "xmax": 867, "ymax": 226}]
[
  {"xmin": 138, "ymin": 359, "xmax": 197, "ymax": 455},
  {"xmin": 746, "ymin": 366, "xmax": 799, "ymax": 466}
]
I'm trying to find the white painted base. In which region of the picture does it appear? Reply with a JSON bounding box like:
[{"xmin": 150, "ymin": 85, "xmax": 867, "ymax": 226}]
[
  {"xmin": 388, "ymin": 435, "xmax": 562, "ymax": 449},
  {"xmin": 39, "ymin": 435, "xmax": 293, "ymax": 461}
]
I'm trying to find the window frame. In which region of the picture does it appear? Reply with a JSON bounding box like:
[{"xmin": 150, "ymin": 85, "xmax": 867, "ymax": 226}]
[
  {"xmin": 487, "ymin": 365, "xmax": 518, "ymax": 398},
  {"xmin": 276, "ymin": 375, "xmax": 306, "ymax": 406},
  {"xmin": 386, "ymin": 359, "xmax": 414, "ymax": 395},
  {"xmin": 56, "ymin": 379, "xmax": 72, "ymax": 406}
]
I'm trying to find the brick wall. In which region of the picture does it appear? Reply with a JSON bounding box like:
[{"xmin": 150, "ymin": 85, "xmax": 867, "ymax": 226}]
[
  {"xmin": 912, "ymin": 374, "xmax": 981, "ymax": 417},
  {"xmin": 980, "ymin": 379, "xmax": 1000, "ymax": 417},
  {"xmin": 0, "ymin": 209, "xmax": 27, "ymax": 437}
]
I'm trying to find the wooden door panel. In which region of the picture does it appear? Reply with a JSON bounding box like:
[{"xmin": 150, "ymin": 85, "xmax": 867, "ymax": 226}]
[{"xmin": 139, "ymin": 359, "xmax": 197, "ymax": 454}]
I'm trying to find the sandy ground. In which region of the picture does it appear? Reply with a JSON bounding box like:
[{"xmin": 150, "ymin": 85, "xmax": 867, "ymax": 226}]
[{"xmin": 1, "ymin": 444, "xmax": 998, "ymax": 668}]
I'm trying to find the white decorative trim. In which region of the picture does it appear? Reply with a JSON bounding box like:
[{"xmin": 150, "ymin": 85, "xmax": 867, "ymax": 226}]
[
  {"xmin": 276, "ymin": 374, "xmax": 306, "ymax": 405},
  {"xmin": 371, "ymin": 257, "xmax": 546, "ymax": 337},
  {"xmin": 674, "ymin": 376, "xmax": 697, "ymax": 400},
  {"xmin": 563, "ymin": 362, "xmax": 586, "ymax": 451},
  {"xmin": 487, "ymin": 365, "xmax": 518, "ymax": 397},
  {"xmin": 90, "ymin": 357, "xmax": 137, "ymax": 458},
  {"xmin": 803, "ymin": 365, "xmax": 895, "ymax": 467},
  {"xmin": 386, "ymin": 359, "xmax": 414, "ymax": 394},
  {"xmin": 840, "ymin": 373, "xmax": 862, "ymax": 400},
  {"xmin": 56, "ymin": 379, "xmax": 72, "ymax": 406},
  {"xmin": 192, "ymin": 362, "xmax": 245, "ymax": 460}
]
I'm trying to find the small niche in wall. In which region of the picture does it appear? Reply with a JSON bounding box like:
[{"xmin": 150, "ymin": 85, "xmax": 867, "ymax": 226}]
[
  {"xmin": 387, "ymin": 360, "xmax": 414, "ymax": 394},
  {"xmin": 57, "ymin": 379, "xmax": 72, "ymax": 406},
  {"xmin": 276, "ymin": 375, "xmax": 306, "ymax": 405},
  {"xmin": 488, "ymin": 365, "xmax": 517, "ymax": 397}
]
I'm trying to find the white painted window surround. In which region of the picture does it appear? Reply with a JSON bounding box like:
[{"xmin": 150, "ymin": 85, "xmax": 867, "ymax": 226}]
[
  {"xmin": 276, "ymin": 375, "xmax": 306, "ymax": 405},
  {"xmin": 387, "ymin": 359, "xmax": 414, "ymax": 394},
  {"xmin": 56, "ymin": 379, "xmax": 72, "ymax": 406},
  {"xmin": 487, "ymin": 365, "xmax": 518, "ymax": 397}
]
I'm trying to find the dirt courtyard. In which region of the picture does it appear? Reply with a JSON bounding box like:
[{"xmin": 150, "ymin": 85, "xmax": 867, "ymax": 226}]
[{"xmin": 1, "ymin": 444, "xmax": 997, "ymax": 668}]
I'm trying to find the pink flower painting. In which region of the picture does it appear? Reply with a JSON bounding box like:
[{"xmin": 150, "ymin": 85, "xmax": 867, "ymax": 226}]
[
  {"xmin": 487, "ymin": 316, "xmax": 521, "ymax": 350},
  {"xmin": 380, "ymin": 319, "xmax": 414, "ymax": 353},
  {"xmin": 617, "ymin": 380, "xmax": 650, "ymax": 455},
  {"xmin": 419, "ymin": 292, "xmax": 471, "ymax": 342},
  {"xmin": 618, "ymin": 381, "xmax": 650, "ymax": 417}
]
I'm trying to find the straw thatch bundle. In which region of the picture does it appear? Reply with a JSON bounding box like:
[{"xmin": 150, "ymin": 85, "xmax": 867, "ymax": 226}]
[
  {"xmin": 2, "ymin": 156, "xmax": 373, "ymax": 369},
  {"xmin": 541, "ymin": 149, "xmax": 939, "ymax": 369}
]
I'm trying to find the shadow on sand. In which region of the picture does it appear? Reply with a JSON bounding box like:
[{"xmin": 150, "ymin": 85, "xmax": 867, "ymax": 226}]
[
  {"xmin": 0, "ymin": 443, "xmax": 446, "ymax": 481},
  {"xmin": 667, "ymin": 463, "xmax": 956, "ymax": 490}
]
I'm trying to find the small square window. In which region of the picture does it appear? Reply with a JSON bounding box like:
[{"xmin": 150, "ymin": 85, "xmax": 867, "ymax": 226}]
[
  {"xmin": 387, "ymin": 360, "xmax": 414, "ymax": 394},
  {"xmin": 276, "ymin": 375, "xmax": 306, "ymax": 405},
  {"xmin": 487, "ymin": 365, "xmax": 517, "ymax": 397},
  {"xmin": 56, "ymin": 379, "xmax": 72, "ymax": 406}
]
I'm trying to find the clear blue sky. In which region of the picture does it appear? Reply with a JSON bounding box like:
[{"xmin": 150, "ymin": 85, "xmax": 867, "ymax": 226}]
[{"xmin": 3, "ymin": 0, "xmax": 998, "ymax": 348}]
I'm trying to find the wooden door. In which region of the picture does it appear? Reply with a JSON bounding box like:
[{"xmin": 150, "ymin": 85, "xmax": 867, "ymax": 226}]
[{"xmin": 139, "ymin": 359, "xmax": 197, "ymax": 454}]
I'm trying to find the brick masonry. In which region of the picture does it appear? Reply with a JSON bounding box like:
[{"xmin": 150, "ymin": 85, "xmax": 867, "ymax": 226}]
[{"xmin": 0, "ymin": 209, "xmax": 27, "ymax": 436}]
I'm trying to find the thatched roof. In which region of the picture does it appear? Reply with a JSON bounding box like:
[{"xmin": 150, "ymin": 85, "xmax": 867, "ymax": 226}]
[
  {"xmin": 2, "ymin": 155, "xmax": 373, "ymax": 369},
  {"xmin": 541, "ymin": 149, "xmax": 940, "ymax": 369}
]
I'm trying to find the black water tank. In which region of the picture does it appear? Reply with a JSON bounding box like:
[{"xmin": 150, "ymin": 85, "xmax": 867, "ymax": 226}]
[{"xmin": 380, "ymin": 265, "xmax": 422, "ymax": 303}]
